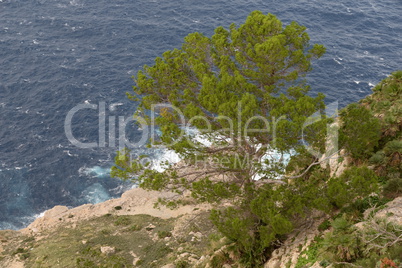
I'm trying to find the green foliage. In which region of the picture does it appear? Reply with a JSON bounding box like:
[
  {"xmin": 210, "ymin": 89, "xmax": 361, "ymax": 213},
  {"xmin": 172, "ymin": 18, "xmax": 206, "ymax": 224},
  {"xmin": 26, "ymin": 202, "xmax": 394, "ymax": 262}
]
[
  {"xmin": 13, "ymin": 247, "xmax": 27, "ymax": 255},
  {"xmin": 383, "ymin": 178, "xmax": 402, "ymax": 199},
  {"xmin": 362, "ymin": 70, "xmax": 402, "ymax": 138},
  {"xmin": 191, "ymin": 178, "xmax": 241, "ymax": 203},
  {"xmin": 0, "ymin": 214, "xmax": 182, "ymax": 268},
  {"xmin": 326, "ymin": 166, "xmax": 379, "ymax": 209},
  {"xmin": 100, "ymin": 229, "xmax": 111, "ymax": 235},
  {"xmin": 208, "ymin": 174, "xmax": 337, "ymax": 267},
  {"xmin": 127, "ymin": 224, "xmax": 142, "ymax": 232},
  {"xmin": 175, "ymin": 260, "xmax": 190, "ymax": 268},
  {"xmin": 384, "ymin": 140, "xmax": 402, "ymax": 155},
  {"xmin": 142, "ymin": 243, "xmax": 173, "ymax": 264},
  {"xmin": 114, "ymin": 216, "xmax": 131, "ymax": 226},
  {"xmin": 340, "ymin": 195, "xmax": 389, "ymax": 220},
  {"xmin": 339, "ymin": 103, "xmax": 381, "ymax": 160},
  {"xmin": 157, "ymin": 230, "xmax": 172, "ymax": 239},
  {"xmin": 320, "ymin": 216, "xmax": 363, "ymax": 263},
  {"xmin": 113, "ymin": 10, "xmax": 328, "ymax": 197},
  {"xmin": 210, "ymin": 206, "xmax": 271, "ymax": 267},
  {"xmin": 319, "ymin": 215, "xmax": 402, "ymax": 267},
  {"xmin": 76, "ymin": 246, "xmax": 128, "ymax": 268},
  {"xmin": 210, "ymin": 250, "xmax": 233, "ymax": 268},
  {"xmin": 318, "ymin": 220, "xmax": 331, "ymax": 231},
  {"xmin": 295, "ymin": 236, "xmax": 323, "ymax": 268}
]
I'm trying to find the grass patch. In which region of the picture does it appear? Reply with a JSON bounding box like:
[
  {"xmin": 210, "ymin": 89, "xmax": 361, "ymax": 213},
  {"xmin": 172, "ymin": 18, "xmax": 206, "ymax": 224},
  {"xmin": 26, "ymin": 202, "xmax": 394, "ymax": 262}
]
[
  {"xmin": 3, "ymin": 214, "xmax": 175, "ymax": 268},
  {"xmin": 295, "ymin": 236, "xmax": 324, "ymax": 268},
  {"xmin": 0, "ymin": 211, "xmax": 219, "ymax": 268}
]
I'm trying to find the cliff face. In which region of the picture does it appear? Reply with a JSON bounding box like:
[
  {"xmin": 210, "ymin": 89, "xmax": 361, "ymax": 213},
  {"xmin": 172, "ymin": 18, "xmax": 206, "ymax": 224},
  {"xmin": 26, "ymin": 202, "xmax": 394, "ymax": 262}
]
[{"xmin": 264, "ymin": 197, "xmax": 402, "ymax": 268}]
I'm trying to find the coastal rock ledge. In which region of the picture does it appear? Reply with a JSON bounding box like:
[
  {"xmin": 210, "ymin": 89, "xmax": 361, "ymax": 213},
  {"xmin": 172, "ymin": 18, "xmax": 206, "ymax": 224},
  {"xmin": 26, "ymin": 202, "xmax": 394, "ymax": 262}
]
[{"xmin": 21, "ymin": 188, "xmax": 210, "ymax": 235}]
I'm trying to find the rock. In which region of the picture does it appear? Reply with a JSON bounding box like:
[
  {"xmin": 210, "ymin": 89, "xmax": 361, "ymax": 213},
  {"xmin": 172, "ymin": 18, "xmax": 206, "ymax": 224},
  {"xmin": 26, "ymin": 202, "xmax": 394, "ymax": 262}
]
[
  {"xmin": 264, "ymin": 210, "xmax": 325, "ymax": 268},
  {"xmin": 100, "ymin": 246, "xmax": 115, "ymax": 255},
  {"xmin": 180, "ymin": 252, "xmax": 190, "ymax": 258},
  {"xmin": 1, "ymin": 259, "xmax": 24, "ymax": 268},
  {"xmin": 43, "ymin": 206, "xmax": 69, "ymax": 219},
  {"xmin": 145, "ymin": 224, "xmax": 156, "ymax": 231},
  {"xmin": 188, "ymin": 257, "xmax": 199, "ymax": 263},
  {"xmin": 354, "ymin": 222, "xmax": 365, "ymax": 230},
  {"xmin": 310, "ymin": 261, "xmax": 322, "ymax": 268},
  {"xmin": 81, "ymin": 240, "xmax": 87, "ymax": 245},
  {"xmin": 130, "ymin": 251, "xmax": 139, "ymax": 266},
  {"xmin": 21, "ymin": 187, "xmax": 211, "ymax": 236},
  {"xmin": 264, "ymin": 258, "xmax": 281, "ymax": 268},
  {"xmin": 189, "ymin": 231, "xmax": 203, "ymax": 239},
  {"xmin": 375, "ymin": 197, "xmax": 402, "ymax": 226}
]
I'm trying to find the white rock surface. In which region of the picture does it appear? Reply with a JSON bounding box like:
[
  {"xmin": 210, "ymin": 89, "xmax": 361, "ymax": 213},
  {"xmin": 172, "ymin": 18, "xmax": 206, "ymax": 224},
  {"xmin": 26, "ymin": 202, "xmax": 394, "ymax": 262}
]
[{"xmin": 21, "ymin": 188, "xmax": 210, "ymax": 235}]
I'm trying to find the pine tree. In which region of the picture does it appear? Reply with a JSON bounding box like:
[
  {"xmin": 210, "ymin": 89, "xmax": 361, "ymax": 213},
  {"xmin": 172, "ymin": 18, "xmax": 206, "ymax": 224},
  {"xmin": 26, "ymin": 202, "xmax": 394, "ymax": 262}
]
[{"xmin": 112, "ymin": 11, "xmax": 328, "ymax": 266}]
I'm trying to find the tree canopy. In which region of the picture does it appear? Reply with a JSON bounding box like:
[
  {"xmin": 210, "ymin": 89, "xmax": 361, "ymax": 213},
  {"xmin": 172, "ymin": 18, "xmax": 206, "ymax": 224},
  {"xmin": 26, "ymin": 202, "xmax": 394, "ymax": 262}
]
[
  {"xmin": 112, "ymin": 11, "xmax": 333, "ymax": 266},
  {"xmin": 113, "ymin": 10, "xmax": 327, "ymax": 188}
]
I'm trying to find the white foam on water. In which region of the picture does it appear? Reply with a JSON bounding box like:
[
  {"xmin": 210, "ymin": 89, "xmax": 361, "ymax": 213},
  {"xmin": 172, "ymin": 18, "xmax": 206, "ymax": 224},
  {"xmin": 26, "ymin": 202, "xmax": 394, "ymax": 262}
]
[
  {"xmin": 109, "ymin": 102, "xmax": 123, "ymax": 111},
  {"xmin": 82, "ymin": 183, "xmax": 110, "ymax": 204},
  {"xmin": 31, "ymin": 210, "xmax": 46, "ymax": 220},
  {"xmin": 253, "ymin": 148, "xmax": 294, "ymax": 180},
  {"xmin": 333, "ymin": 57, "xmax": 342, "ymax": 65},
  {"xmin": 79, "ymin": 166, "xmax": 110, "ymax": 178},
  {"xmin": 151, "ymin": 149, "xmax": 181, "ymax": 172},
  {"xmin": 150, "ymin": 126, "xmax": 293, "ymax": 179}
]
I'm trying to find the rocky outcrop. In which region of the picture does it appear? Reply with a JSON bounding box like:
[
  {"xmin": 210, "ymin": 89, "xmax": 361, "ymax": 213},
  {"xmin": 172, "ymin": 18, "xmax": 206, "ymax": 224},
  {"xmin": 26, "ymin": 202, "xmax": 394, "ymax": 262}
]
[
  {"xmin": 22, "ymin": 187, "xmax": 210, "ymax": 236},
  {"xmin": 264, "ymin": 210, "xmax": 326, "ymax": 268},
  {"xmin": 375, "ymin": 197, "xmax": 402, "ymax": 226}
]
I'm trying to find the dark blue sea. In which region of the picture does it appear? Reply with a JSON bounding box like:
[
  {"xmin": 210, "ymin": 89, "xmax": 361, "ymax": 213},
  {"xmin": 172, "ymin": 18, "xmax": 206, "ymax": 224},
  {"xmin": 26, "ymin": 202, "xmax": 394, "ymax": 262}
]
[{"xmin": 0, "ymin": 0, "xmax": 401, "ymax": 230}]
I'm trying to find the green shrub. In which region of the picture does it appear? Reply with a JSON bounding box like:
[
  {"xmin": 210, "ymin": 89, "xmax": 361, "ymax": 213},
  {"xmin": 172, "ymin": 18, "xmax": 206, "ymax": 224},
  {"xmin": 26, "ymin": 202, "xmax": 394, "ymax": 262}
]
[
  {"xmin": 327, "ymin": 166, "xmax": 379, "ymax": 209},
  {"xmin": 13, "ymin": 248, "xmax": 27, "ymax": 255},
  {"xmin": 340, "ymin": 195, "xmax": 389, "ymax": 221},
  {"xmin": 100, "ymin": 229, "xmax": 111, "ymax": 235},
  {"xmin": 176, "ymin": 260, "xmax": 189, "ymax": 268},
  {"xmin": 113, "ymin": 216, "xmax": 131, "ymax": 226},
  {"xmin": 339, "ymin": 103, "xmax": 381, "ymax": 160},
  {"xmin": 127, "ymin": 224, "xmax": 142, "ymax": 232},
  {"xmin": 319, "ymin": 214, "xmax": 402, "ymax": 267},
  {"xmin": 369, "ymin": 151, "xmax": 386, "ymax": 165},
  {"xmin": 210, "ymin": 251, "xmax": 232, "ymax": 268},
  {"xmin": 295, "ymin": 236, "xmax": 323, "ymax": 268},
  {"xmin": 157, "ymin": 230, "xmax": 172, "ymax": 239},
  {"xmin": 383, "ymin": 178, "xmax": 402, "ymax": 199},
  {"xmin": 384, "ymin": 140, "xmax": 402, "ymax": 155},
  {"xmin": 320, "ymin": 216, "xmax": 362, "ymax": 263},
  {"xmin": 76, "ymin": 246, "xmax": 128, "ymax": 268},
  {"xmin": 318, "ymin": 220, "xmax": 331, "ymax": 231}
]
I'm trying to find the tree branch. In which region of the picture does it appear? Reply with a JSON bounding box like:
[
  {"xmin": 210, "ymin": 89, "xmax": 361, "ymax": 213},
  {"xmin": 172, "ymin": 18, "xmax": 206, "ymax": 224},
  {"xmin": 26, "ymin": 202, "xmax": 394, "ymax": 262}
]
[{"xmin": 282, "ymin": 150, "xmax": 341, "ymax": 180}]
